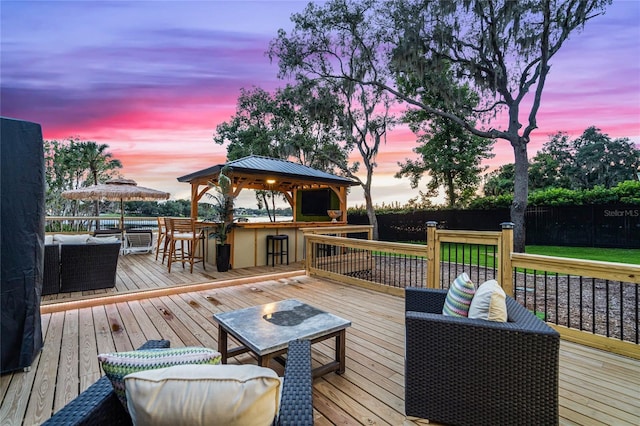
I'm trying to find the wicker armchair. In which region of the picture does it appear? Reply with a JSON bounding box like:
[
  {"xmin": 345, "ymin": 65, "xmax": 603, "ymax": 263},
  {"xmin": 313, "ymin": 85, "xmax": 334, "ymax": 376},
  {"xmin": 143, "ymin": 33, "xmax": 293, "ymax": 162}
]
[
  {"xmin": 405, "ymin": 288, "xmax": 560, "ymax": 426},
  {"xmin": 59, "ymin": 243, "xmax": 120, "ymax": 292},
  {"xmin": 44, "ymin": 339, "xmax": 313, "ymax": 426}
]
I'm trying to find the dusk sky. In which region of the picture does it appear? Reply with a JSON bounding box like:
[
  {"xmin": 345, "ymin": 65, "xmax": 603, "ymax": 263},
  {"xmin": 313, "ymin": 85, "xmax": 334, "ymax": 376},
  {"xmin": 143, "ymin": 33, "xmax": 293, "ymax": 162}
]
[{"xmin": 2, "ymin": 1, "xmax": 639, "ymax": 208}]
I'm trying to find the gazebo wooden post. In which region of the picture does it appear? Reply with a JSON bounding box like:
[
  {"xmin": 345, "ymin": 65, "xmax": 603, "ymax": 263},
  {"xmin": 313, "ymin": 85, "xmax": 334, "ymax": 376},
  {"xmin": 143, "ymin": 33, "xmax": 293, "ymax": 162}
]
[
  {"xmin": 190, "ymin": 183, "xmax": 199, "ymax": 220},
  {"xmin": 339, "ymin": 187, "xmax": 347, "ymax": 222},
  {"xmin": 292, "ymin": 189, "xmax": 298, "ymax": 222}
]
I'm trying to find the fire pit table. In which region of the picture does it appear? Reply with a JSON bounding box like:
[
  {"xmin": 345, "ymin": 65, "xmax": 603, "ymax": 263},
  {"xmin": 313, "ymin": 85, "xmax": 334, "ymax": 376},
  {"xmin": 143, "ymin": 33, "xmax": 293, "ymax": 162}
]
[{"xmin": 213, "ymin": 299, "xmax": 351, "ymax": 377}]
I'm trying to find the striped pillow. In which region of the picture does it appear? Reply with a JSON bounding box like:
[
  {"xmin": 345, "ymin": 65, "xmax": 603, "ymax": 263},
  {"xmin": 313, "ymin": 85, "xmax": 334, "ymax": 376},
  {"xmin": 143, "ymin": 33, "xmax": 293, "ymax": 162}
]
[
  {"xmin": 99, "ymin": 347, "xmax": 221, "ymax": 410},
  {"xmin": 442, "ymin": 272, "xmax": 476, "ymax": 317}
]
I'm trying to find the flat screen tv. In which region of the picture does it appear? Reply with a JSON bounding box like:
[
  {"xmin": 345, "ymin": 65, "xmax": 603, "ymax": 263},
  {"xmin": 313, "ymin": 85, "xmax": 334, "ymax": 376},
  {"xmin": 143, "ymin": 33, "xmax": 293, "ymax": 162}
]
[{"xmin": 300, "ymin": 189, "xmax": 331, "ymax": 216}]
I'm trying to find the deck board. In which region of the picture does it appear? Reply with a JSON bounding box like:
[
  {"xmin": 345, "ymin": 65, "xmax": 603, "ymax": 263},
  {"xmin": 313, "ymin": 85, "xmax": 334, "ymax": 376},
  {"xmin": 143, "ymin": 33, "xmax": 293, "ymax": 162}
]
[
  {"xmin": 55, "ymin": 310, "xmax": 79, "ymax": 411},
  {"xmin": 2, "ymin": 254, "xmax": 639, "ymax": 425}
]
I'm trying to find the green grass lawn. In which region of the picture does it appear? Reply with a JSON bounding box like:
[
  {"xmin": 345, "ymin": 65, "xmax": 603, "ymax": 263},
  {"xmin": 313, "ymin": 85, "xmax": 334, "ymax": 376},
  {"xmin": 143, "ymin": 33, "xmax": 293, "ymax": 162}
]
[
  {"xmin": 525, "ymin": 245, "xmax": 640, "ymax": 265},
  {"xmin": 439, "ymin": 242, "xmax": 497, "ymax": 268},
  {"xmin": 403, "ymin": 241, "xmax": 639, "ymax": 265},
  {"xmin": 439, "ymin": 244, "xmax": 639, "ymax": 265}
]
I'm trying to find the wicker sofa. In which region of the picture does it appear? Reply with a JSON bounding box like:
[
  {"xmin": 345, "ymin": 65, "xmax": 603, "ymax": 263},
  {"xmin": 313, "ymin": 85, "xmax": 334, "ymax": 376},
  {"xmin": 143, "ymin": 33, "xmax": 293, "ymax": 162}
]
[
  {"xmin": 43, "ymin": 339, "xmax": 314, "ymax": 426},
  {"xmin": 405, "ymin": 287, "xmax": 560, "ymax": 426},
  {"xmin": 42, "ymin": 242, "xmax": 121, "ymax": 295}
]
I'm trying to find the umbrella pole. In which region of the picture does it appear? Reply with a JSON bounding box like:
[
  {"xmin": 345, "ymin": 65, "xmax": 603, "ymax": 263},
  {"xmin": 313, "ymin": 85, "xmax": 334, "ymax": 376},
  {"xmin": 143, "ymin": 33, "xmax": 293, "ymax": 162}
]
[{"xmin": 120, "ymin": 199, "xmax": 125, "ymax": 243}]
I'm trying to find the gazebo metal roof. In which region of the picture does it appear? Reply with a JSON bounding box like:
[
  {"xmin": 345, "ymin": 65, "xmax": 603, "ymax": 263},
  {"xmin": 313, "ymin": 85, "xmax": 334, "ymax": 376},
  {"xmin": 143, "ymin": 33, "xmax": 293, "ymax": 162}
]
[
  {"xmin": 177, "ymin": 155, "xmax": 357, "ymax": 220},
  {"xmin": 177, "ymin": 155, "xmax": 358, "ymax": 189}
]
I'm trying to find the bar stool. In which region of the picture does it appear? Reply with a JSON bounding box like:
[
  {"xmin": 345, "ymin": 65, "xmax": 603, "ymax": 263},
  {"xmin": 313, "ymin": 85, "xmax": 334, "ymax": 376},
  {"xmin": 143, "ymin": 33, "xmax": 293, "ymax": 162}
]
[
  {"xmin": 266, "ymin": 234, "xmax": 289, "ymax": 266},
  {"xmin": 166, "ymin": 218, "xmax": 205, "ymax": 273},
  {"xmin": 155, "ymin": 217, "xmax": 167, "ymax": 262}
]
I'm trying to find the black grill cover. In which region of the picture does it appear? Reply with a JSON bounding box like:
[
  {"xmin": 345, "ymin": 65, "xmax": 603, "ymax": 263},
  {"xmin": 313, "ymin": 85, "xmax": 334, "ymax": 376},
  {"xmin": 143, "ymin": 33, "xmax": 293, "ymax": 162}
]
[{"xmin": 1, "ymin": 117, "xmax": 45, "ymax": 374}]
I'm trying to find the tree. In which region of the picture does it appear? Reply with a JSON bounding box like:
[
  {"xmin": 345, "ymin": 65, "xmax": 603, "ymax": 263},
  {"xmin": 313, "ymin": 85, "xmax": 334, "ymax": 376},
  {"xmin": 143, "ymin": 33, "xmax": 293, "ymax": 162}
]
[
  {"xmin": 397, "ymin": 121, "xmax": 494, "ymax": 207},
  {"xmin": 45, "ymin": 139, "xmax": 76, "ymax": 215},
  {"xmin": 529, "ymin": 132, "xmax": 575, "ymax": 190},
  {"xmin": 572, "ymin": 126, "xmax": 640, "ymax": 189},
  {"xmin": 214, "ymin": 84, "xmax": 349, "ymax": 221},
  {"xmin": 483, "ymin": 164, "xmax": 515, "ymax": 196},
  {"xmin": 397, "ymin": 69, "xmax": 495, "ymax": 207},
  {"xmin": 486, "ymin": 127, "xmax": 640, "ymax": 194},
  {"xmin": 321, "ymin": 74, "xmax": 394, "ymax": 240},
  {"xmin": 271, "ymin": 0, "xmax": 611, "ymax": 250},
  {"xmin": 269, "ymin": 0, "xmax": 396, "ymax": 239},
  {"xmin": 79, "ymin": 141, "xmax": 122, "ymax": 220},
  {"xmin": 44, "ymin": 138, "xmax": 121, "ymax": 216},
  {"xmin": 391, "ymin": 0, "xmax": 612, "ymax": 250},
  {"xmin": 215, "ymin": 85, "xmax": 347, "ymax": 168},
  {"xmin": 157, "ymin": 200, "xmax": 191, "ymax": 217}
]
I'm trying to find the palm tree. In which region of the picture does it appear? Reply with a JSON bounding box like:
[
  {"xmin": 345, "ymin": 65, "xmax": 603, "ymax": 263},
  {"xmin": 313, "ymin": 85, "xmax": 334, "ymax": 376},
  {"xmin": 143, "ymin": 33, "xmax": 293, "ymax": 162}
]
[
  {"xmin": 44, "ymin": 138, "xmax": 123, "ymax": 224},
  {"xmin": 79, "ymin": 142, "xmax": 122, "ymax": 216}
]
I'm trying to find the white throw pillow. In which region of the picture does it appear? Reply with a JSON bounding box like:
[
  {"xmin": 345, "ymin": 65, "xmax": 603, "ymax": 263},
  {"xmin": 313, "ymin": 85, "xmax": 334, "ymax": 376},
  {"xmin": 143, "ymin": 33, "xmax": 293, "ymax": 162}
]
[
  {"xmin": 468, "ymin": 280, "xmax": 508, "ymax": 322},
  {"xmin": 125, "ymin": 364, "xmax": 282, "ymax": 426},
  {"xmin": 44, "ymin": 235, "xmax": 54, "ymax": 244},
  {"xmin": 53, "ymin": 234, "xmax": 90, "ymax": 244}
]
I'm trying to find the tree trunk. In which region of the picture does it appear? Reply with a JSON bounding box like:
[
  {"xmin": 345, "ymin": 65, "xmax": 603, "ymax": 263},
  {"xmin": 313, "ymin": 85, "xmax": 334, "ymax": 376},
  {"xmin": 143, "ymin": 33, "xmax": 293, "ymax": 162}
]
[
  {"xmin": 511, "ymin": 137, "xmax": 529, "ymax": 252},
  {"xmin": 260, "ymin": 192, "xmax": 274, "ymax": 221},
  {"xmin": 93, "ymin": 170, "xmax": 100, "ymax": 231},
  {"xmin": 364, "ymin": 189, "xmax": 379, "ymax": 240},
  {"xmin": 446, "ymin": 172, "xmax": 455, "ymax": 208}
]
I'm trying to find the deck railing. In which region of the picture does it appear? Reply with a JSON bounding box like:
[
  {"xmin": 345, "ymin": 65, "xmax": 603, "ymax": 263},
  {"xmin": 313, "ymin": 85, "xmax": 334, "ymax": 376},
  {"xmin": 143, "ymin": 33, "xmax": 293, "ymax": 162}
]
[
  {"xmin": 45, "ymin": 216, "xmax": 157, "ymax": 233},
  {"xmin": 304, "ymin": 222, "xmax": 639, "ymax": 359},
  {"xmin": 305, "ymin": 234, "xmax": 428, "ymax": 294},
  {"xmin": 425, "ymin": 222, "xmax": 509, "ymax": 293},
  {"xmin": 511, "ymin": 253, "xmax": 639, "ymax": 358}
]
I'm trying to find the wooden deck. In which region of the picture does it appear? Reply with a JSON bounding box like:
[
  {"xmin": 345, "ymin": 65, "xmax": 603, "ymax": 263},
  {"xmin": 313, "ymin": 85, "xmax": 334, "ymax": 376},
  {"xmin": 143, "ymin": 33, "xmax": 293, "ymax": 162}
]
[
  {"xmin": 3, "ymin": 256, "xmax": 639, "ymax": 425},
  {"xmin": 41, "ymin": 251, "xmax": 305, "ymax": 304}
]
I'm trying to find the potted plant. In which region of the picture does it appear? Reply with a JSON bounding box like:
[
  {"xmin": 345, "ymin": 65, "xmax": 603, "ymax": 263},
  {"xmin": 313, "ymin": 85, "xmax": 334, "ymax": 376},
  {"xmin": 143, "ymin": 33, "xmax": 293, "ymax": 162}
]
[{"xmin": 207, "ymin": 167, "xmax": 235, "ymax": 272}]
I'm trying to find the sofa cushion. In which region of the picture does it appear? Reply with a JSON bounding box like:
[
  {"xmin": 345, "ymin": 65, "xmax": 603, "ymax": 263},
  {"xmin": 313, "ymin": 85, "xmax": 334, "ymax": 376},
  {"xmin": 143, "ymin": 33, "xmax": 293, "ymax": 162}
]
[
  {"xmin": 45, "ymin": 235, "xmax": 54, "ymax": 244},
  {"xmin": 442, "ymin": 272, "xmax": 475, "ymax": 317},
  {"xmin": 98, "ymin": 347, "xmax": 221, "ymax": 411},
  {"xmin": 87, "ymin": 236, "xmax": 120, "ymax": 244},
  {"xmin": 125, "ymin": 364, "xmax": 281, "ymax": 426},
  {"xmin": 53, "ymin": 233, "xmax": 91, "ymax": 244},
  {"xmin": 468, "ymin": 280, "xmax": 508, "ymax": 322}
]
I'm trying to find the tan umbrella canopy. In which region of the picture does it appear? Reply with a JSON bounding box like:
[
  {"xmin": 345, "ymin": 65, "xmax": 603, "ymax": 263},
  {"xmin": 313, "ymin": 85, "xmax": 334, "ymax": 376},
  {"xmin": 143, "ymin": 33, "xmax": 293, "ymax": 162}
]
[{"xmin": 62, "ymin": 178, "xmax": 170, "ymax": 233}]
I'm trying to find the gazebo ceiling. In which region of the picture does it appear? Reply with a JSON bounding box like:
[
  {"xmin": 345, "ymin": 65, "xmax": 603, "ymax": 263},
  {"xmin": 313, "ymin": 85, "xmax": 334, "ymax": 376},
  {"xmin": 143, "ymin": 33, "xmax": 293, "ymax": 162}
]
[{"xmin": 177, "ymin": 155, "xmax": 359, "ymax": 192}]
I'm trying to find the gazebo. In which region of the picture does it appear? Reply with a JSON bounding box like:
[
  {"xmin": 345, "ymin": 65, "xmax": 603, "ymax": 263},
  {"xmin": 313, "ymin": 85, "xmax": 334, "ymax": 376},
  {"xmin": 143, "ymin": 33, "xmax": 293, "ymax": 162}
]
[
  {"xmin": 177, "ymin": 155, "xmax": 359, "ymax": 222},
  {"xmin": 177, "ymin": 155, "xmax": 360, "ymax": 269}
]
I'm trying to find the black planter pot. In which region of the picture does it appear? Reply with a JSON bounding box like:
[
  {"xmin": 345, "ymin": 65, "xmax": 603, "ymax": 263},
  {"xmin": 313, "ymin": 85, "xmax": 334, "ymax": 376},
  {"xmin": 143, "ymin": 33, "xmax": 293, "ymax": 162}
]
[{"xmin": 216, "ymin": 243, "xmax": 231, "ymax": 272}]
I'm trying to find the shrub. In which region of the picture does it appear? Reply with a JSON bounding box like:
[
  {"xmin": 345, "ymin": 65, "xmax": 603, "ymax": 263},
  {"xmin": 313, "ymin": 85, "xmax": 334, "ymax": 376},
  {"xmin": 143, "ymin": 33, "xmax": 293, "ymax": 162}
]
[
  {"xmin": 469, "ymin": 179, "xmax": 639, "ymax": 208},
  {"xmin": 612, "ymin": 180, "xmax": 640, "ymax": 204},
  {"xmin": 468, "ymin": 194, "xmax": 513, "ymax": 209},
  {"xmin": 528, "ymin": 187, "xmax": 583, "ymax": 206},
  {"xmin": 582, "ymin": 185, "xmax": 618, "ymax": 205}
]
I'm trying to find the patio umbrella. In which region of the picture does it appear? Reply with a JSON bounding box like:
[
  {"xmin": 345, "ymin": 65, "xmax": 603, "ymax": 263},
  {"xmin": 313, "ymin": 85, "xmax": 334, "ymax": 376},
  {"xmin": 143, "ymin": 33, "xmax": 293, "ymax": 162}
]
[{"xmin": 62, "ymin": 178, "xmax": 170, "ymax": 235}]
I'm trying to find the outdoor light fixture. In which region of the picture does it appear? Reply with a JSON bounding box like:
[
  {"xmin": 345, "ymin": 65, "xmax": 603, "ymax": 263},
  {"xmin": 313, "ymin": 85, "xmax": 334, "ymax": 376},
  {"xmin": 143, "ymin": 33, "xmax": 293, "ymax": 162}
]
[{"xmin": 265, "ymin": 179, "xmax": 277, "ymax": 220}]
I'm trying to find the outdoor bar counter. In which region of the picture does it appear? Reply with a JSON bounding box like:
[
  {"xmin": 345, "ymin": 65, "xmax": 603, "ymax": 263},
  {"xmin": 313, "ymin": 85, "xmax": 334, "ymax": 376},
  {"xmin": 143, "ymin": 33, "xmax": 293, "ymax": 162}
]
[{"xmin": 204, "ymin": 222, "xmax": 373, "ymax": 269}]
